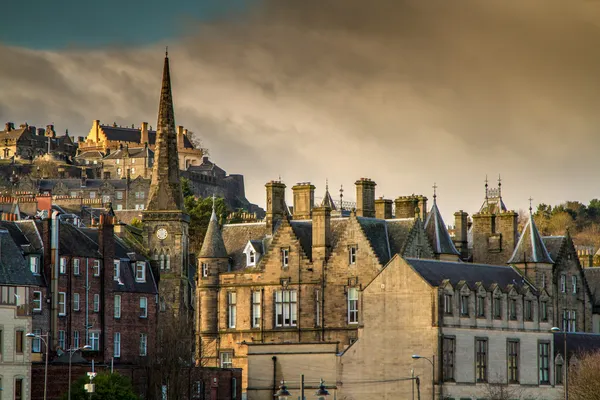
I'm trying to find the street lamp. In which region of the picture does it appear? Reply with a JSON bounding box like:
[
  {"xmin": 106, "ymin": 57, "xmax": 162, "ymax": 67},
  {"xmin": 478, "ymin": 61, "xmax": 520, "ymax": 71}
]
[
  {"xmin": 412, "ymin": 354, "xmax": 435, "ymax": 400},
  {"xmin": 26, "ymin": 332, "xmax": 49, "ymax": 400},
  {"xmin": 551, "ymin": 327, "xmax": 568, "ymax": 400},
  {"xmin": 274, "ymin": 378, "xmax": 331, "ymax": 400},
  {"xmin": 314, "ymin": 379, "xmax": 330, "ymax": 399},
  {"xmin": 274, "ymin": 381, "xmax": 292, "ymax": 400},
  {"xmin": 68, "ymin": 345, "xmax": 92, "ymax": 400}
]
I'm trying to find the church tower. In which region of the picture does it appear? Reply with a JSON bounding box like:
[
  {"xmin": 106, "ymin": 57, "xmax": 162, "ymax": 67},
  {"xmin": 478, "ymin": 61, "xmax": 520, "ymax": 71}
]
[{"xmin": 142, "ymin": 51, "xmax": 191, "ymax": 315}]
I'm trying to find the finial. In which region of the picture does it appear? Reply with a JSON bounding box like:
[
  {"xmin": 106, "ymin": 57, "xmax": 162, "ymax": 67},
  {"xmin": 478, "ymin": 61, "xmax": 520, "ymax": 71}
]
[
  {"xmin": 432, "ymin": 182, "xmax": 437, "ymax": 202},
  {"xmin": 326, "ymin": 178, "xmax": 329, "ymax": 192},
  {"xmin": 212, "ymin": 193, "xmax": 216, "ymax": 213},
  {"xmin": 498, "ymin": 174, "xmax": 502, "ymax": 187},
  {"xmin": 528, "ymin": 197, "xmax": 533, "ymax": 214},
  {"xmin": 165, "ymin": 46, "xmax": 168, "ymax": 57},
  {"xmin": 484, "ymin": 175, "xmax": 489, "ymax": 200},
  {"xmin": 339, "ymin": 184, "xmax": 344, "ymax": 211}
]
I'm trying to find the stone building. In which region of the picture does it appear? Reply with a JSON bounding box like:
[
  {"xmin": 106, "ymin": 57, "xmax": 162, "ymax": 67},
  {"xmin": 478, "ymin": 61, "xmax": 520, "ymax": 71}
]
[
  {"xmin": 0, "ymin": 305, "xmax": 33, "ymax": 400},
  {"xmin": 0, "ymin": 123, "xmax": 76, "ymax": 162},
  {"xmin": 195, "ymin": 177, "xmax": 442, "ymax": 395},
  {"xmin": 100, "ymin": 145, "xmax": 154, "ymax": 180}
]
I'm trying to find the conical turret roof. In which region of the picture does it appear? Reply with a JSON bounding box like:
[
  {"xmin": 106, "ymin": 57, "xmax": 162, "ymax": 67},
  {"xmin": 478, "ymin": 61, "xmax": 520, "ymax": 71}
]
[
  {"xmin": 320, "ymin": 183, "xmax": 337, "ymax": 210},
  {"xmin": 424, "ymin": 198, "xmax": 460, "ymax": 256},
  {"xmin": 508, "ymin": 211, "xmax": 553, "ymax": 264},
  {"xmin": 199, "ymin": 202, "xmax": 228, "ymax": 258}
]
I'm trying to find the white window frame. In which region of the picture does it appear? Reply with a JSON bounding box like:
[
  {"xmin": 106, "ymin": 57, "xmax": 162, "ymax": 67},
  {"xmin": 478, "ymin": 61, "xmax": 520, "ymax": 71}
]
[
  {"xmin": 58, "ymin": 292, "xmax": 67, "ymax": 316},
  {"xmin": 114, "ymin": 332, "xmax": 121, "ymax": 358},
  {"xmin": 114, "ymin": 295, "xmax": 121, "ymax": 319},
  {"xmin": 113, "ymin": 260, "xmax": 120, "ymax": 281},
  {"xmin": 73, "ymin": 331, "xmax": 80, "ymax": 349},
  {"xmin": 228, "ymin": 292, "xmax": 237, "ymax": 329},
  {"xmin": 116, "ymin": 191, "xmax": 123, "ymax": 200},
  {"xmin": 89, "ymin": 331, "xmax": 100, "ymax": 351},
  {"xmin": 140, "ymin": 297, "xmax": 148, "ymax": 318},
  {"xmin": 348, "ymin": 287, "xmax": 359, "ymax": 324},
  {"xmin": 220, "ymin": 352, "xmax": 233, "ymax": 368},
  {"xmin": 561, "ymin": 274, "xmax": 566, "ymax": 293},
  {"xmin": 349, "ymin": 245, "xmax": 357, "ymax": 265},
  {"xmin": 93, "ymin": 294, "xmax": 100, "ymax": 312},
  {"xmin": 89, "ymin": 191, "xmax": 96, "ymax": 199},
  {"xmin": 202, "ymin": 263, "xmax": 208, "ymax": 278},
  {"xmin": 30, "ymin": 256, "xmax": 40, "ymax": 274},
  {"xmin": 315, "ymin": 289, "xmax": 321, "ymax": 327},
  {"xmin": 572, "ymin": 276, "xmax": 577, "ymax": 294},
  {"xmin": 73, "ymin": 293, "xmax": 80, "ymax": 311},
  {"xmin": 102, "ymin": 194, "xmax": 111, "ymax": 203},
  {"xmin": 252, "ymin": 291, "xmax": 261, "ymax": 328},
  {"xmin": 135, "ymin": 262, "xmax": 146, "ymax": 282},
  {"xmin": 58, "ymin": 330, "xmax": 66, "ymax": 349},
  {"xmin": 131, "ymin": 167, "xmax": 136, "ymax": 175},
  {"xmin": 32, "ymin": 329, "xmax": 42, "ymax": 353},
  {"xmin": 139, "ymin": 333, "xmax": 147, "ymax": 356},
  {"xmin": 32, "ymin": 291, "xmax": 42, "ymax": 312},
  {"xmin": 59, "ymin": 257, "xmax": 67, "ymax": 274},
  {"xmin": 281, "ymin": 248, "xmax": 289, "ymax": 268},
  {"xmin": 93, "ymin": 260, "xmax": 100, "ymax": 277},
  {"xmin": 116, "ymin": 204, "xmax": 123, "ymax": 211},
  {"xmin": 275, "ymin": 290, "xmax": 297, "ymax": 327},
  {"xmin": 73, "ymin": 258, "xmax": 80, "ymax": 275}
]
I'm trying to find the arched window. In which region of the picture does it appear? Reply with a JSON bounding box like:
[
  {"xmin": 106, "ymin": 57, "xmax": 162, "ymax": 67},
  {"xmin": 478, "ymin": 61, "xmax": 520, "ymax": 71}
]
[
  {"xmin": 166, "ymin": 250, "xmax": 171, "ymax": 270},
  {"xmin": 160, "ymin": 251, "xmax": 165, "ymax": 270}
]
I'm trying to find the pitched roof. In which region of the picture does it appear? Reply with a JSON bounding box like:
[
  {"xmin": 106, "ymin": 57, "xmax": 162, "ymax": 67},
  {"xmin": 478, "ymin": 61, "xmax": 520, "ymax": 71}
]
[
  {"xmin": 290, "ymin": 221, "xmax": 313, "ymax": 259},
  {"xmin": 583, "ymin": 267, "xmax": 600, "ymax": 310},
  {"xmin": 321, "ymin": 187, "xmax": 337, "ymax": 210},
  {"xmin": 542, "ymin": 236, "xmax": 565, "ymax": 261},
  {"xmin": 199, "ymin": 210, "xmax": 228, "ymax": 258},
  {"xmin": 405, "ymin": 258, "xmax": 534, "ymax": 293},
  {"xmin": 424, "ymin": 201, "xmax": 460, "ymax": 256},
  {"xmin": 553, "ymin": 332, "xmax": 600, "ymax": 359},
  {"xmin": 0, "ymin": 229, "xmax": 39, "ymax": 286},
  {"xmin": 386, "ymin": 218, "xmax": 416, "ymax": 256},
  {"xmin": 59, "ymin": 222, "xmax": 102, "ymax": 258},
  {"xmin": 222, "ymin": 222, "xmax": 270, "ymax": 268},
  {"xmin": 508, "ymin": 213, "xmax": 553, "ymax": 264},
  {"xmin": 357, "ymin": 217, "xmax": 391, "ymax": 265},
  {"xmin": 104, "ymin": 147, "xmax": 153, "ymax": 160},
  {"xmin": 99, "ymin": 125, "xmax": 195, "ymax": 149}
]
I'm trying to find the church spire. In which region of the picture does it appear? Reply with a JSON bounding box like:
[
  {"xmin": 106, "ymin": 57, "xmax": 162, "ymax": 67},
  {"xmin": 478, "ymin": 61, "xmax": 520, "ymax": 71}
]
[{"xmin": 146, "ymin": 51, "xmax": 184, "ymax": 211}]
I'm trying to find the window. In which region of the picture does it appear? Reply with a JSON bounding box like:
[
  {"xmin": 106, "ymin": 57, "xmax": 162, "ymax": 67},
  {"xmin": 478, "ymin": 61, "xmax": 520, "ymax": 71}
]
[
  {"xmin": 73, "ymin": 258, "xmax": 80, "ymax": 275},
  {"xmin": 561, "ymin": 274, "xmax": 566, "ymax": 293},
  {"xmin": 202, "ymin": 263, "xmax": 208, "ymax": 278},
  {"xmin": 93, "ymin": 294, "xmax": 100, "ymax": 312},
  {"xmin": 524, "ymin": 300, "xmax": 533, "ymax": 321},
  {"xmin": 563, "ymin": 310, "xmax": 577, "ymax": 332},
  {"xmin": 136, "ymin": 262, "xmax": 146, "ymax": 282},
  {"xmin": 89, "ymin": 191, "xmax": 96, "ymax": 199},
  {"xmin": 539, "ymin": 342, "xmax": 550, "ymax": 384},
  {"xmin": 59, "ymin": 257, "xmax": 67, "ymax": 274},
  {"xmin": 15, "ymin": 330, "xmax": 24, "ymax": 354},
  {"xmin": 32, "ymin": 329, "xmax": 41, "ymax": 353},
  {"xmin": 556, "ymin": 360, "xmax": 563, "ymax": 385},
  {"xmin": 131, "ymin": 158, "xmax": 136, "ymax": 164},
  {"xmin": 135, "ymin": 204, "xmax": 145, "ymax": 210},
  {"xmin": 475, "ymin": 338, "xmax": 488, "ymax": 382},
  {"xmin": 30, "ymin": 256, "xmax": 40, "ymax": 274},
  {"xmin": 59, "ymin": 292, "xmax": 66, "ymax": 316},
  {"xmin": 509, "ymin": 298, "xmax": 517, "ymax": 320},
  {"xmin": 32, "ymin": 291, "xmax": 42, "ymax": 312},
  {"xmin": 74, "ymin": 331, "xmax": 80, "ymax": 349},
  {"xmin": 58, "ymin": 330, "xmax": 66, "ymax": 349},
  {"xmin": 220, "ymin": 352, "xmax": 233, "ymax": 368},
  {"xmin": 140, "ymin": 297, "xmax": 148, "ymax": 318},
  {"xmin": 116, "ymin": 191, "xmax": 123, "ymax": 200},
  {"xmin": 194, "ymin": 381, "xmax": 204, "ymax": 398},
  {"xmin": 348, "ymin": 288, "xmax": 359, "ymax": 324},
  {"xmin": 131, "ymin": 167, "xmax": 136, "ymax": 175},
  {"xmin": 442, "ymin": 337, "xmax": 455, "ymax": 382},
  {"xmin": 572, "ymin": 276, "xmax": 577, "ymax": 294},
  {"xmin": 275, "ymin": 290, "xmax": 298, "ymax": 327},
  {"xmin": 166, "ymin": 254, "xmax": 171, "ymax": 270},
  {"xmin": 541, "ymin": 301, "xmax": 548, "ymax": 321},
  {"xmin": 476, "ymin": 296, "xmax": 485, "ymax": 318},
  {"xmin": 116, "ymin": 159, "xmax": 120, "ymax": 164},
  {"xmin": 89, "ymin": 332, "xmax": 100, "ymax": 351},
  {"xmin": 315, "ymin": 290, "xmax": 321, "ymax": 327},
  {"xmin": 228, "ymin": 292, "xmax": 237, "ymax": 328},
  {"xmin": 349, "ymin": 245, "xmax": 357, "ymax": 265},
  {"xmin": 252, "ymin": 291, "xmax": 261, "ymax": 328},
  {"xmin": 232, "ymin": 378, "xmax": 237, "ymax": 400},
  {"xmin": 507, "ymin": 340, "xmax": 519, "ymax": 383},
  {"xmin": 541, "ymin": 272, "xmax": 546, "ymax": 289},
  {"xmin": 249, "ymin": 250, "xmax": 255, "ymax": 266},
  {"xmin": 114, "ymin": 295, "xmax": 121, "ymax": 318},
  {"xmin": 113, "ymin": 260, "xmax": 120, "ymax": 281},
  {"xmin": 139, "ymin": 333, "xmax": 147, "ymax": 356},
  {"xmin": 116, "ymin": 204, "xmax": 123, "ymax": 211},
  {"xmin": 281, "ymin": 248, "xmax": 289, "ymax": 268},
  {"xmin": 102, "ymin": 195, "xmax": 111, "ymax": 203},
  {"xmin": 15, "ymin": 378, "xmax": 23, "ymax": 400},
  {"xmin": 443, "ymin": 293, "xmax": 453, "ymax": 315},
  {"xmin": 117, "ymin": 168, "xmax": 122, "ymax": 175},
  {"xmin": 135, "ymin": 191, "xmax": 145, "ymax": 199},
  {"xmin": 492, "ymin": 296, "xmax": 501, "ymax": 319},
  {"xmin": 114, "ymin": 332, "xmax": 121, "ymax": 358},
  {"xmin": 73, "ymin": 293, "xmax": 80, "ymax": 311},
  {"xmin": 460, "ymin": 295, "xmax": 469, "ymax": 316}
]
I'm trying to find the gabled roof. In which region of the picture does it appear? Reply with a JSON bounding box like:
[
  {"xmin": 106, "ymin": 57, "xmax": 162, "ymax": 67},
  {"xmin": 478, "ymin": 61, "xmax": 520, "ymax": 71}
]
[
  {"xmin": 542, "ymin": 236, "xmax": 566, "ymax": 261},
  {"xmin": 99, "ymin": 125, "xmax": 195, "ymax": 149},
  {"xmin": 248, "ymin": 240, "xmax": 264, "ymax": 254},
  {"xmin": 59, "ymin": 222, "xmax": 102, "ymax": 258},
  {"xmin": 321, "ymin": 186, "xmax": 337, "ymax": 210},
  {"xmin": 0, "ymin": 229, "xmax": 39, "ymax": 286},
  {"xmin": 554, "ymin": 332, "xmax": 600, "ymax": 359},
  {"xmin": 357, "ymin": 216, "xmax": 391, "ymax": 265},
  {"xmin": 508, "ymin": 213, "xmax": 553, "ymax": 264},
  {"xmin": 222, "ymin": 222, "xmax": 269, "ymax": 268},
  {"xmin": 199, "ymin": 209, "xmax": 228, "ymax": 258},
  {"xmin": 424, "ymin": 201, "xmax": 460, "ymax": 256},
  {"xmin": 104, "ymin": 147, "xmax": 153, "ymax": 160},
  {"xmin": 405, "ymin": 258, "xmax": 534, "ymax": 293}
]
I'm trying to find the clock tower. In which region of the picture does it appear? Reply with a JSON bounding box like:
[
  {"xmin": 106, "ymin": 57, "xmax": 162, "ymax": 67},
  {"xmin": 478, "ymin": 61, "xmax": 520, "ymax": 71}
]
[{"xmin": 142, "ymin": 50, "xmax": 191, "ymax": 316}]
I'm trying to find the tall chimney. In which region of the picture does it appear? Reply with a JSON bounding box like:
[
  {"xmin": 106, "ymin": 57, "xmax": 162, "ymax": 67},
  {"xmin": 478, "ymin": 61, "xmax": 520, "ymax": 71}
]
[
  {"xmin": 292, "ymin": 182, "xmax": 315, "ymax": 220},
  {"xmin": 375, "ymin": 198, "xmax": 393, "ymax": 219},
  {"xmin": 265, "ymin": 180, "xmax": 287, "ymax": 232},
  {"xmin": 355, "ymin": 178, "xmax": 376, "ymax": 218},
  {"xmin": 93, "ymin": 120, "xmax": 101, "ymax": 142},
  {"xmin": 177, "ymin": 125, "xmax": 184, "ymax": 149},
  {"xmin": 312, "ymin": 206, "xmax": 331, "ymax": 263},
  {"xmin": 453, "ymin": 210, "xmax": 469, "ymax": 260},
  {"xmin": 140, "ymin": 122, "xmax": 149, "ymax": 145},
  {"xmin": 395, "ymin": 196, "xmax": 419, "ymax": 219}
]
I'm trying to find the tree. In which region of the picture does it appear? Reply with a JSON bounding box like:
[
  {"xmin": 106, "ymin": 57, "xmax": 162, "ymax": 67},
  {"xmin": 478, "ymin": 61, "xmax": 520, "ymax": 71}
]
[
  {"xmin": 479, "ymin": 377, "xmax": 527, "ymax": 400},
  {"xmin": 567, "ymin": 351, "xmax": 600, "ymax": 400},
  {"xmin": 63, "ymin": 372, "xmax": 137, "ymax": 400}
]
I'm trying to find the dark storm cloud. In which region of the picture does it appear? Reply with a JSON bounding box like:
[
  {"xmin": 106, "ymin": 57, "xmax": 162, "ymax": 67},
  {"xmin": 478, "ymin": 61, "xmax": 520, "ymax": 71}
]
[{"xmin": 1, "ymin": 0, "xmax": 600, "ymax": 218}]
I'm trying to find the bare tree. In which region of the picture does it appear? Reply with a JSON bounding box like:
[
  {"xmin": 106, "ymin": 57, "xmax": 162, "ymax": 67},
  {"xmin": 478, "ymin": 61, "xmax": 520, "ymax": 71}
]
[{"xmin": 567, "ymin": 351, "xmax": 600, "ymax": 400}]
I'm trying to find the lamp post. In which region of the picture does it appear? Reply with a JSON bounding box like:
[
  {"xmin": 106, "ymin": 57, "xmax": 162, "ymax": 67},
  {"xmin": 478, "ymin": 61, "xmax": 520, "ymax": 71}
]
[
  {"xmin": 273, "ymin": 378, "xmax": 330, "ymax": 400},
  {"xmin": 68, "ymin": 345, "xmax": 92, "ymax": 400},
  {"xmin": 551, "ymin": 327, "xmax": 568, "ymax": 400},
  {"xmin": 26, "ymin": 332, "xmax": 49, "ymax": 400},
  {"xmin": 412, "ymin": 354, "xmax": 435, "ymax": 400}
]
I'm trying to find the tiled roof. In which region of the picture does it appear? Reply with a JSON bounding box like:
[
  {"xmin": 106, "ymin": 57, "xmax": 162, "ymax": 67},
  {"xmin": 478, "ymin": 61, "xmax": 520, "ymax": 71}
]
[
  {"xmin": 542, "ymin": 236, "xmax": 565, "ymax": 262},
  {"xmin": 425, "ymin": 201, "xmax": 460, "ymax": 256},
  {"xmin": 508, "ymin": 213, "xmax": 554, "ymax": 264},
  {"xmin": 15, "ymin": 221, "xmax": 44, "ymax": 252},
  {"xmin": 199, "ymin": 210, "xmax": 228, "ymax": 258},
  {"xmin": 554, "ymin": 332, "xmax": 600, "ymax": 359},
  {"xmin": 406, "ymin": 258, "xmax": 534, "ymax": 293},
  {"xmin": 222, "ymin": 222, "xmax": 269, "ymax": 270},
  {"xmin": 290, "ymin": 221, "xmax": 313, "ymax": 259},
  {"xmin": 75, "ymin": 151, "xmax": 104, "ymax": 159},
  {"xmin": 0, "ymin": 230, "xmax": 39, "ymax": 286},
  {"xmin": 249, "ymin": 240, "xmax": 264, "ymax": 254},
  {"xmin": 100, "ymin": 125, "xmax": 195, "ymax": 149},
  {"xmin": 386, "ymin": 218, "xmax": 415, "ymax": 255}
]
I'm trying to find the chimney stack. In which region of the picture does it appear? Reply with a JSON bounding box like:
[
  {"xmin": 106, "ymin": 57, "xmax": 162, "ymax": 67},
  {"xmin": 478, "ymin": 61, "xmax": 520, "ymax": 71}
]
[
  {"xmin": 375, "ymin": 198, "xmax": 393, "ymax": 219},
  {"xmin": 177, "ymin": 125, "xmax": 184, "ymax": 149},
  {"xmin": 453, "ymin": 211, "xmax": 469, "ymax": 260},
  {"xmin": 355, "ymin": 178, "xmax": 376, "ymax": 218},
  {"xmin": 292, "ymin": 182, "xmax": 315, "ymax": 220},
  {"xmin": 92, "ymin": 120, "xmax": 101, "ymax": 142},
  {"xmin": 4, "ymin": 122, "xmax": 14, "ymax": 132},
  {"xmin": 395, "ymin": 196, "xmax": 427, "ymax": 219},
  {"xmin": 140, "ymin": 122, "xmax": 149, "ymax": 145},
  {"xmin": 265, "ymin": 180, "xmax": 287, "ymax": 232},
  {"xmin": 312, "ymin": 206, "xmax": 331, "ymax": 263}
]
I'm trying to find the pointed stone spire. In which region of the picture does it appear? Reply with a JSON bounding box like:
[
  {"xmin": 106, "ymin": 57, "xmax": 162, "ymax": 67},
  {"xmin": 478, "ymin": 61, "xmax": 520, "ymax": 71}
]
[
  {"xmin": 424, "ymin": 187, "xmax": 460, "ymax": 256},
  {"xmin": 146, "ymin": 51, "xmax": 184, "ymax": 211},
  {"xmin": 508, "ymin": 205, "xmax": 553, "ymax": 264},
  {"xmin": 320, "ymin": 179, "xmax": 337, "ymax": 210},
  {"xmin": 199, "ymin": 195, "xmax": 227, "ymax": 258}
]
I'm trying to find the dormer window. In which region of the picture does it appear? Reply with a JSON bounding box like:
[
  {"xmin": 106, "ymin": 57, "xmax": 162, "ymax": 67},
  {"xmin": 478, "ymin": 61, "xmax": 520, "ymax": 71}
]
[
  {"xmin": 30, "ymin": 256, "xmax": 40, "ymax": 274},
  {"xmin": 244, "ymin": 241, "xmax": 261, "ymax": 267},
  {"xmin": 249, "ymin": 250, "xmax": 255, "ymax": 265},
  {"xmin": 136, "ymin": 262, "xmax": 146, "ymax": 283}
]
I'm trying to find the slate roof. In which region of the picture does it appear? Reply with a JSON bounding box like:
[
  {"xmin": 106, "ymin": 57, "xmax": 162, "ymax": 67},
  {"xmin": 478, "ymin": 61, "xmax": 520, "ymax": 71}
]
[
  {"xmin": 405, "ymin": 258, "xmax": 534, "ymax": 293},
  {"xmin": 478, "ymin": 196, "xmax": 507, "ymax": 214},
  {"xmin": 554, "ymin": 332, "xmax": 600, "ymax": 359},
  {"xmin": 0, "ymin": 229, "xmax": 39, "ymax": 286},
  {"xmin": 357, "ymin": 217, "xmax": 391, "ymax": 265},
  {"xmin": 425, "ymin": 201, "xmax": 460, "ymax": 256},
  {"xmin": 76, "ymin": 151, "xmax": 105, "ymax": 160},
  {"xmin": 59, "ymin": 222, "xmax": 102, "ymax": 258},
  {"xmin": 583, "ymin": 267, "xmax": 600, "ymax": 311},
  {"xmin": 100, "ymin": 125, "xmax": 195, "ymax": 149},
  {"xmin": 386, "ymin": 218, "xmax": 416, "ymax": 255},
  {"xmin": 321, "ymin": 188, "xmax": 337, "ymax": 210},
  {"xmin": 104, "ymin": 147, "xmax": 153, "ymax": 160},
  {"xmin": 508, "ymin": 213, "xmax": 554, "ymax": 264},
  {"xmin": 542, "ymin": 236, "xmax": 565, "ymax": 262},
  {"xmin": 199, "ymin": 210, "xmax": 228, "ymax": 258},
  {"xmin": 290, "ymin": 221, "xmax": 313, "ymax": 258},
  {"xmin": 222, "ymin": 222, "xmax": 270, "ymax": 269},
  {"xmin": 249, "ymin": 240, "xmax": 264, "ymax": 254},
  {"xmin": 38, "ymin": 179, "xmax": 130, "ymax": 191}
]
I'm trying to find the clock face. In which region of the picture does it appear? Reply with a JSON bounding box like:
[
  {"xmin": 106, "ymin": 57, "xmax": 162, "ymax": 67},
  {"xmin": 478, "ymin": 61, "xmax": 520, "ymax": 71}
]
[{"xmin": 156, "ymin": 228, "xmax": 168, "ymax": 240}]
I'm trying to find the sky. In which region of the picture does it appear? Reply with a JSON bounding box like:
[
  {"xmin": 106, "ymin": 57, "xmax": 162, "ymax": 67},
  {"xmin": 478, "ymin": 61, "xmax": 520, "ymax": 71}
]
[{"xmin": 2, "ymin": 0, "xmax": 600, "ymax": 223}]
